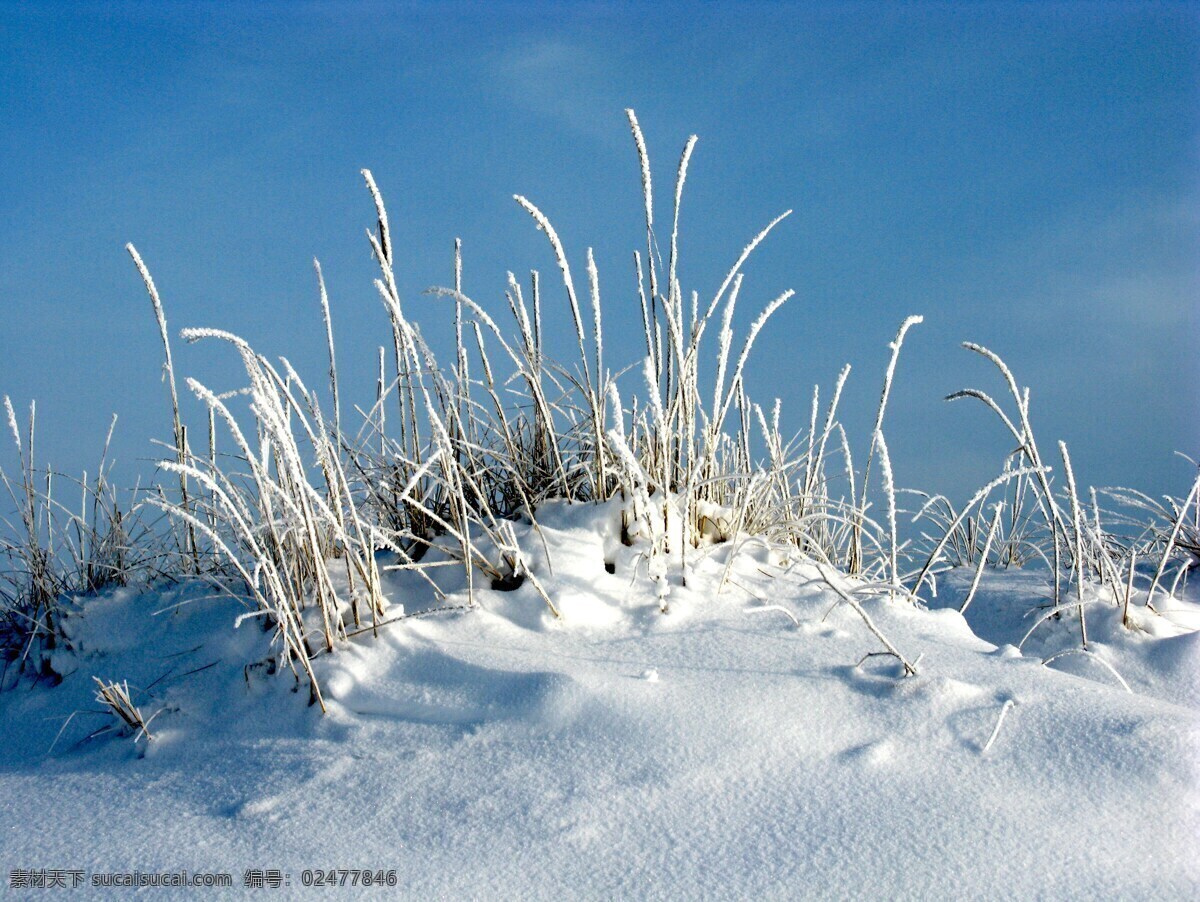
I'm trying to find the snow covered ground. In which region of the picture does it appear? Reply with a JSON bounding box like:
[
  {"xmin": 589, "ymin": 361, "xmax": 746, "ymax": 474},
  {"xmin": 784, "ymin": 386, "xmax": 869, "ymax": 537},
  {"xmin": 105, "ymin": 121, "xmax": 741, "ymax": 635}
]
[{"xmin": 1, "ymin": 502, "xmax": 1197, "ymax": 898}]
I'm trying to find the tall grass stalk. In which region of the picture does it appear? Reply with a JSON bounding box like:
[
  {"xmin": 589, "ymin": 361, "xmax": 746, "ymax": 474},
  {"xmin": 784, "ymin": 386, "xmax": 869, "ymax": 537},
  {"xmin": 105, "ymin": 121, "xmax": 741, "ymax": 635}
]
[{"xmin": 127, "ymin": 244, "xmax": 198, "ymax": 573}]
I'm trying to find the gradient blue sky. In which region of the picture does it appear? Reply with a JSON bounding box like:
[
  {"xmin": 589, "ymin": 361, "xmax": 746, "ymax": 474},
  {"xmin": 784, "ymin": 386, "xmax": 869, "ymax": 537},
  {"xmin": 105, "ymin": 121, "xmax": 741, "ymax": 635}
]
[{"xmin": 1, "ymin": 1, "xmax": 1196, "ymax": 503}]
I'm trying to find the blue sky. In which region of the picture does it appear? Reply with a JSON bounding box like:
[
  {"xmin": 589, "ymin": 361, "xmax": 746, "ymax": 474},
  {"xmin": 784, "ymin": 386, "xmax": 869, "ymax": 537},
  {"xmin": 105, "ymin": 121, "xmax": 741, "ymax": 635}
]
[{"xmin": 1, "ymin": 1, "xmax": 1196, "ymax": 504}]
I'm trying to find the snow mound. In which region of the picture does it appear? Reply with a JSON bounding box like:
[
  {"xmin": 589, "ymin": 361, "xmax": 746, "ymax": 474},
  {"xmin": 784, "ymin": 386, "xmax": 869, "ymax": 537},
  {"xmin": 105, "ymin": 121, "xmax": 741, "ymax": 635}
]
[{"xmin": 1, "ymin": 505, "xmax": 1196, "ymax": 897}]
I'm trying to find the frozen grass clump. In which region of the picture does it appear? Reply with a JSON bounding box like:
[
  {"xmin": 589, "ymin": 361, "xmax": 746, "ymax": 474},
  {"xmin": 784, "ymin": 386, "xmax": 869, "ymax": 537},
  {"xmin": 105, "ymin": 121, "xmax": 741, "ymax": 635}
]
[
  {"xmin": 92, "ymin": 676, "xmax": 158, "ymax": 743},
  {"xmin": 917, "ymin": 344, "xmax": 1200, "ymax": 652},
  {"xmin": 124, "ymin": 110, "xmax": 932, "ymax": 699},
  {"xmin": 0, "ymin": 399, "xmax": 168, "ymax": 686},
  {"xmin": 2, "ymin": 109, "xmax": 1195, "ymax": 709}
]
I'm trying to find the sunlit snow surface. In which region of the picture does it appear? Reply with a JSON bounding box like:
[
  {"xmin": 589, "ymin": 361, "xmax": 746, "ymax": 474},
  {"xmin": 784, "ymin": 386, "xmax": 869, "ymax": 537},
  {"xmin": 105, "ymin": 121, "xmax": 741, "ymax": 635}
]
[{"xmin": 2, "ymin": 502, "xmax": 1197, "ymax": 898}]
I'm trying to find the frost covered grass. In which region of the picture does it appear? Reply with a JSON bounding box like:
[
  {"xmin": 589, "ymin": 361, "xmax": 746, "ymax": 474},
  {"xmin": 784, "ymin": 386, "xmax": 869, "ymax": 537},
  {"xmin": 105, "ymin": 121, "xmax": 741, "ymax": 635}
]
[
  {"xmin": 2, "ymin": 109, "xmax": 1196, "ymax": 704},
  {"xmin": 0, "ymin": 400, "xmax": 170, "ymax": 685},
  {"xmin": 91, "ymin": 676, "xmax": 158, "ymax": 744},
  {"xmin": 105, "ymin": 110, "xmax": 932, "ymax": 698},
  {"xmin": 1, "ymin": 109, "xmax": 1197, "ymax": 896}
]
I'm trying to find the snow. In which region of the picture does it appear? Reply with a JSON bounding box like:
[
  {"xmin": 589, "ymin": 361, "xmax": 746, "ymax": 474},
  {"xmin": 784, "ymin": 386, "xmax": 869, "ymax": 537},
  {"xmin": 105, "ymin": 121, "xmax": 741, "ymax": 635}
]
[{"xmin": 1, "ymin": 503, "xmax": 1197, "ymax": 897}]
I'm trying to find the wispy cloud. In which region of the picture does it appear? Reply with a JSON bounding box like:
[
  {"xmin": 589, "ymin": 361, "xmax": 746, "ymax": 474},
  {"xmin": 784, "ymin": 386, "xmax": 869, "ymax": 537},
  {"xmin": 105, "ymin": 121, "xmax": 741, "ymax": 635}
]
[
  {"xmin": 489, "ymin": 38, "xmax": 626, "ymax": 145},
  {"xmin": 986, "ymin": 195, "xmax": 1198, "ymax": 334}
]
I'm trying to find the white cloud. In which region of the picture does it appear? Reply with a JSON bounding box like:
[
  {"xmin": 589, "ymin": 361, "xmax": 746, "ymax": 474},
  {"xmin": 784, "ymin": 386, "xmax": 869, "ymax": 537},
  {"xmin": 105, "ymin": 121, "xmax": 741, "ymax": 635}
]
[
  {"xmin": 989, "ymin": 194, "xmax": 1198, "ymax": 332},
  {"xmin": 489, "ymin": 38, "xmax": 626, "ymax": 146}
]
